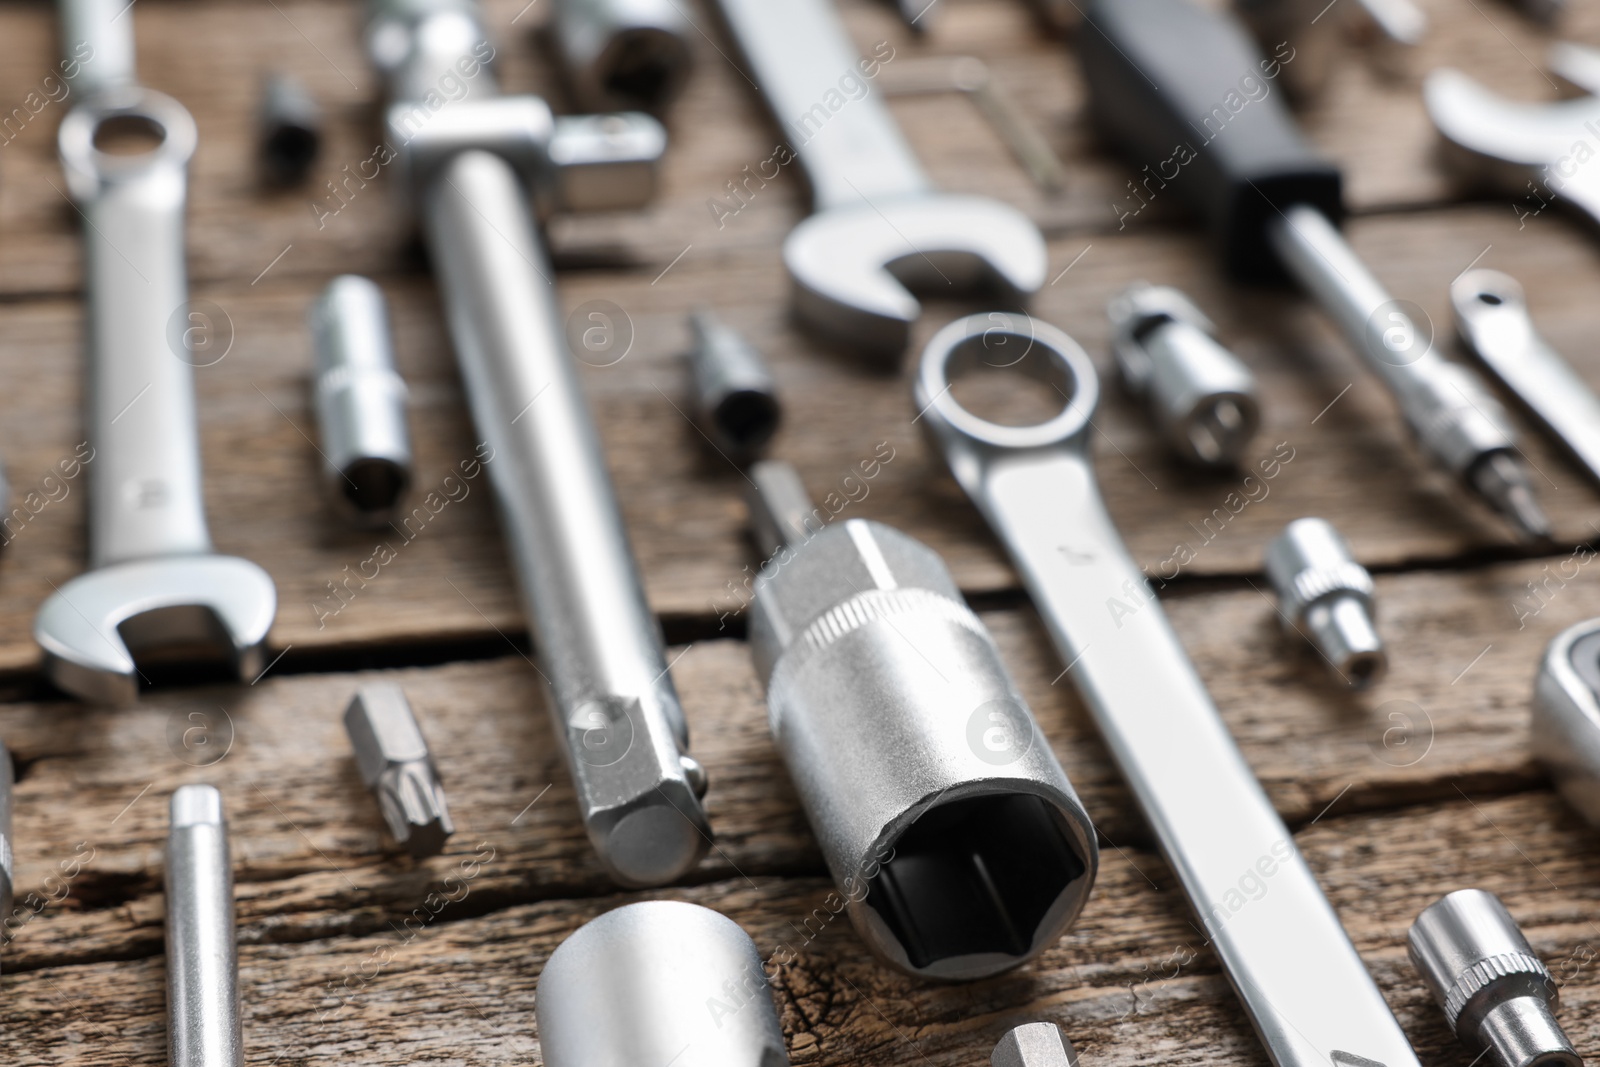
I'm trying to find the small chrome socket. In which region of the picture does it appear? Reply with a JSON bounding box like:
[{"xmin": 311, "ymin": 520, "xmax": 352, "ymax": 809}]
[
  {"xmin": 258, "ymin": 72, "xmax": 322, "ymax": 186},
  {"xmin": 1108, "ymin": 282, "xmax": 1260, "ymax": 467},
  {"xmin": 1265, "ymin": 518, "xmax": 1386, "ymax": 688},
  {"xmin": 309, "ymin": 276, "xmax": 413, "ymax": 528},
  {"xmin": 549, "ymin": 0, "xmax": 695, "ymax": 113},
  {"xmin": 1409, "ymin": 889, "xmax": 1581, "ymax": 1067},
  {"xmin": 688, "ymin": 310, "xmax": 781, "ymax": 464}
]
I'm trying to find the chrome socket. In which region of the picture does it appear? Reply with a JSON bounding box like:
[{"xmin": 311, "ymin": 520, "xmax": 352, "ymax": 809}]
[
  {"xmin": 688, "ymin": 311, "xmax": 781, "ymax": 464},
  {"xmin": 537, "ymin": 902, "xmax": 789, "ymax": 1067},
  {"xmin": 1107, "ymin": 282, "xmax": 1260, "ymax": 467},
  {"xmin": 1409, "ymin": 889, "xmax": 1580, "ymax": 1067},
  {"xmin": 749, "ymin": 513, "xmax": 1098, "ymax": 980},
  {"xmin": 549, "ymin": 0, "xmax": 695, "ymax": 113},
  {"xmin": 309, "ymin": 276, "xmax": 413, "ymax": 528},
  {"xmin": 257, "ymin": 72, "xmax": 322, "ymax": 186},
  {"xmin": 1265, "ymin": 518, "xmax": 1386, "ymax": 688}
]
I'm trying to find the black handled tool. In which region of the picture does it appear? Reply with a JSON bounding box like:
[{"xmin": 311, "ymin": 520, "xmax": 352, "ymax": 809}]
[{"xmin": 1079, "ymin": 0, "xmax": 1550, "ymax": 542}]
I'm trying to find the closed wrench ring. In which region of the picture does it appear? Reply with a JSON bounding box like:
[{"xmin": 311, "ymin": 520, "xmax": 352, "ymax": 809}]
[
  {"xmin": 915, "ymin": 314, "xmax": 1097, "ymax": 481},
  {"xmin": 59, "ymin": 88, "xmax": 197, "ymax": 200}
]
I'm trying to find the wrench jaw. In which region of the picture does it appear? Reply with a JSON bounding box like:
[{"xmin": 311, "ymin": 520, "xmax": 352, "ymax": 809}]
[
  {"xmin": 785, "ymin": 195, "xmax": 1048, "ymax": 365},
  {"xmin": 34, "ymin": 556, "xmax": 277, "ymax": 705}
]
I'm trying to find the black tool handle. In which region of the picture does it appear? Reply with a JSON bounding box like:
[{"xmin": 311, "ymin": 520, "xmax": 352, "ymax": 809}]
[{"xmin": 1078, "ymin": 0, "xmax": 1344, "ymax": 282}]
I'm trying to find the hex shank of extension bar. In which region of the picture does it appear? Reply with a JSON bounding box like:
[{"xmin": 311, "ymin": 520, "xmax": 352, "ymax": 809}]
[{"xmin": 916, "ymin": 315, "xmax": 1421, "ymax": 1067}]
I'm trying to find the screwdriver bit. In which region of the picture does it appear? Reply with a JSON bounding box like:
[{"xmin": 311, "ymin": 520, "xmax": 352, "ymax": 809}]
[
  {"xmin": 343, "ymin": 683, "xmax": 454, "ymax": 858},
  {"xmin": 1079, "ymin": 0, "xmax": 1550, "ymax": 542},
  {"xmin": 992, "ymin": 1023, "xmax": 1078, "ymax": 1067}
]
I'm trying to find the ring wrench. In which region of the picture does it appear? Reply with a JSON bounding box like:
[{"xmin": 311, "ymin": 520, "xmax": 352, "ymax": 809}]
[
  {"xmin": 34, "ymin": 0, "xmax": 276, "ymax": 705},
  {"xmin": 916, "ymin": 315, "xmax": 1421, "ymax": 1067},
  {"xmin": 712, "ymin": 0, "xmax": 1047, "ymax": 363},
  {"xmin": 365, "ymin": 0, "xmax": 709, "ymax": 885}
]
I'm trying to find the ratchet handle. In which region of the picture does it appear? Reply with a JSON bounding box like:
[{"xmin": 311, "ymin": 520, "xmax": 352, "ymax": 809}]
[
  {"xmin": 715, "ymin": 0, "xmax": 928, "ymax": 210},
  {"xmin": 61, "ymin": 91, "xmax": 212, "ymax": 567},
  {"xmin": 1078, "ymin": 0, "xmax": 1342, "ymax": 281}
]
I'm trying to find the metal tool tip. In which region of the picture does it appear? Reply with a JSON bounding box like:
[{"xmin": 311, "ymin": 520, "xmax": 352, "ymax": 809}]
[
  {"xmin": 170, "ymin": 784, "xmax": 225, "ymax": 828},
  {"xmin": 377, "ymin": 763, "xmax": 454, "ymax": 858},
  {"xmin": 1471, "ymin": 453, "xmax": 1552, "ymax": 543}
]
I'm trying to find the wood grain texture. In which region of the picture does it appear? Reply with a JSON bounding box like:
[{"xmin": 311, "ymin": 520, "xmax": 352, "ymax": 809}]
[{"xmin": 5, "ymin": 0, "xmax": 1600, "ymax": 1064}]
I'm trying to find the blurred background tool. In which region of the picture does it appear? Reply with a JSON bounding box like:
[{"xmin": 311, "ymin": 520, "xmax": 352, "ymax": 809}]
[
  {"xmin": 549, "ymin": 0, "xmax": 694, "ymax": 113},
  {"xmin": 686, "ymin": 310, "xmax": 780, "ymax": 464},
  {"xmin": 1080, "ymin": 0, "xmax": 1550, "ymax": 543},
  {"xmin": 257, "ymin": 73, "xmax": 322, "ymax": 186}
]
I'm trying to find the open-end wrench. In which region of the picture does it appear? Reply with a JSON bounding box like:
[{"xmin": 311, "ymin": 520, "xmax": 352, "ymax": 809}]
[
  {"xmin": 916, "ymin": 314, "xmax": 1422, "ymax": 1067},
  {"xmin": 365, "ymin": 0, "xmax": 710, "ymax": 886},
  {"xmin": 712, "ymin": 0, "xmax": 1047, "ymax": 363},
  {"xmin": 34, "ymin": 1, "xmax": 276, "ymax": 705},
  {"xmin": 1426, "ymin": 43, "xmax": 1600, "ymax": 231}
]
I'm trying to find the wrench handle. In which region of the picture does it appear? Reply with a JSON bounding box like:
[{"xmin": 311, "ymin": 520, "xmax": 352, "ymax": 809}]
[
  {"xmin": 61, "ymin": 91, "xmax": 211, "ymax": 568},
  {"xmin": 915, "ymin": 316, "xmax": 1421, "ymax": 1067},
  {"xmin": 58, "ymin": 0, "xmax": 137, "ymax": 98},
  {"xmin": 715, "ymin": 0, "xmax": 929, "ymax": 210}
]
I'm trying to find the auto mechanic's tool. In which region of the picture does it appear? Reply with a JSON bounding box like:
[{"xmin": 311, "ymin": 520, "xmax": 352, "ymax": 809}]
[
  {"xmin": 549, "ymin": 0, "xmax": 694, "ymax": 113},
  {"xmin": 309, "ymin": 276, "xmax": 413, "ymax": 527},
  {"xmin": 1080, "ymin": 0, "xmax": 1551, "ymax": 543},
  {"xmin": 59, "ymin": 0, "xmax": 135, "ymax": 97},
  {"xmin": 884, "ymin": 0, "xmax": 934, "ymax": 34},
  {"xmin": 744, "ymin": 459, "xmax": 823, "ymax": 558},
  {"xmin": 879, "ymin": 56, "xmax": 1069, "ymax": 196},
  {"xmin": 1427, "ymin": 44, "xmax": 1600, "ymax": 232},
  {"xmin": 364, "ymin": 0, "xmax": 710, "ymax": 886},
  {"xmin": 257, "ymin": 73, "xmax": 322, "ymax": 187},
  {"xmin": 993, "ymin": 1023, "xmax": 1078, "ymax": 1067},
  {"xmin": 0, "ymin": 741, "xmax": 12, "ymax": 956},
  {"xmin": 1265, "ymin": 518, "xmax": 1385, "ymax": 688},
  {"xmin": 916, "ymin": 314, "xmax": 1423, "ymax": 1067},
  {"xmin": 343, "ymin": 682, "xmax": 454, "ymax": 858},
  {"xmin": 745, "ymin": 459, "xmax": 1098, "ymax": 979},
  {"xmin": 1409, "ymin": 890, "xmax": 1581, "ymax": 1067},
  {"xmin": 1532, "ymin": 618, "xmax": 1600, "ymax": 826},
  {"xmin": 35, "ymin": 0, "xmax": 277, "ymax": 705},
  {"xmin": 687, "ymin": 310, "xmax": 781, "ymax": 464},
  {"xmin": 1107, "ymin": 282, "xmax": 1260, "ymax": 467},
  {"xmin": 538, "ymin": 901, "xmax": 790, "ymax": 1067},
  {"xmin": 167, "ymin": 785, "xmax": 242, "ymax": 1067},
  {"xmin": 1453, "ymin": 269, "xmax": 1600, "ymax": 490},
  {"xmin": 712, "ymin": 0, "xmax": 1048, "ymax": 363},
  {"xmin": 1236, "ymin": 0, "xmax": 1424, "ymax": 103}
]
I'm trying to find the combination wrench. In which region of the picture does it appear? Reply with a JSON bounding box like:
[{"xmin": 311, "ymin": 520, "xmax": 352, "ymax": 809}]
[
  {"xmin": 916, "ymin": 315, "xmax": 1421, "ymax": 1067},
  {"xmin": 364, "ymin": 0, "xmax": 710, "ymax": 885},
  {"xmin": 34, "ymin": 0, "xmax": 277, "ymax": 704},
  {"xmin": 712, "ymin": 0, "xmax": 1047, "ymax": 362}
]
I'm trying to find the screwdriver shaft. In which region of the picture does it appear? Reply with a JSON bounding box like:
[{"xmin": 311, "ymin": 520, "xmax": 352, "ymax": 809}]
[{"xmin": 1268, "ymin": 205, "xmax": 1550, "ymax": 540}]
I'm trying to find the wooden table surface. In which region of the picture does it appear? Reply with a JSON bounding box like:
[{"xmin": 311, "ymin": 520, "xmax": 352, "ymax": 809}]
[{"xmin": 6, "ymin": 0, "xmax": 1600, "ymax": 1063}]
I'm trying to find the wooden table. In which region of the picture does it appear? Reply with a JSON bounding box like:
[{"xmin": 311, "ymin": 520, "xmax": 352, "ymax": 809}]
[{"xmin": 5, "ymin": 0, "xmax": 1600, "ymax": 1063}]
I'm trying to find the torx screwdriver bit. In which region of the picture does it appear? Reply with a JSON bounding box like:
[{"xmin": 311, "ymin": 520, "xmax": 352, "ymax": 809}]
[
  {"xmin": 343, "ymin": 683, "xmax": 454, "ymax": 858},
  {"xmin": 992, "ymin": 1023, "xmax": 1078, "ymax": 1067}
]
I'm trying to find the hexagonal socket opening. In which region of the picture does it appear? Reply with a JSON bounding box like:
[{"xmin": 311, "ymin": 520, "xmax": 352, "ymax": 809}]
[{"xmin": 865, "ymin": 793, "xmax": 1089, "ymax": 972}]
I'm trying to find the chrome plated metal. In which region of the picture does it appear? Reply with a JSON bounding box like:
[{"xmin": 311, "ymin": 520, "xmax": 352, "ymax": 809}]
[
  {"xmin": 550, "ymin": 0, "xmax": 694, "ymax": 112},
  {"xmin": 1453, "ymin": 269, "xmax": 1600, "ymax": 488},
  {"xmin": 746, "ymin": 461, "xmax": 1098, "ymax": 979},
  {"xmin": 309, "ymin": 276, "xmax": 413, "ymax": 527},
  {"xmin": 166, "ymin": 784, "xmax": 242, "ymax": 1067},
  {"xmin": 744, "ymin": 460, "xmax": 821, "ymax": 559},
  {"xmin": 993, "ymin": 1023, "xmax": 1078, "ymax": 1067},
  {"xmin": 343, "ymin": 683, "xmax": 454, "ymax": 857},
  {"xmin": 1533, "ymin": 617, "xmax": 1600, "ymax": 826},
  {"xmin": 1409, "ymin": 890, "xmax": 1580, "ymax": 1067},
  {"xmin": 258, "ymin": 73, "xmax": 322, "ymax": 186},
  {"xmin": 59, "ymin": 0, "xmax": 136, "ymax": 98},
  {"xmin": 1265, "ymin": 518, "xmax": 1385, "ymax": 688},
  {"xmin": 1107, "ymin": 282, "xmax": 1259, "ymax": 467},
  {"xmin": 712, "ymin": 0, "xmax": 1046, "ymax": 361},
  {"xmin": 34, "ymin": 3, "xmax": 276, "ymax": 705},
  {"xmin": 366, "ymin": 0, "xmax": 709, "ymax": 886},
  {"xmin": 537, "ymin": 901, "xmax": 789, "ymax": 1067},
  {"xmin": 916, "ymin": 313, "xmax": 1422, "ymax": 1067},
  {"xmin": 1268, "ymin": 205, "xmax": 1548, "ymax": 541},
  {"xmin": 688, "ymin": 310, "xmax": 780, "ymax": 463},
  {"xmin": 0, "ymin": 741, "xmax": 12, "ymax": 958}
]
